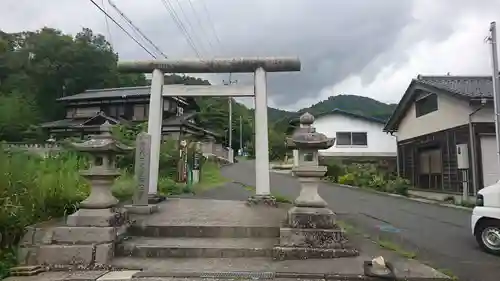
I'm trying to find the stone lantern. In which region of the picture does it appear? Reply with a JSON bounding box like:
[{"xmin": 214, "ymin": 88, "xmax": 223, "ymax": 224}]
[
  {"xmin": 274, "ymin": 112, "xmax": 358, "ymax": 260},
  {"xmin": 67, "ymin": 121, "xmax": 132, "ymax": 227}
]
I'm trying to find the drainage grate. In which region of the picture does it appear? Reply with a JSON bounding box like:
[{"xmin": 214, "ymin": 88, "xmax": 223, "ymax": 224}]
[{"xmin": 199, "ymin": 271, "xmax": 275, "ymax": 279}]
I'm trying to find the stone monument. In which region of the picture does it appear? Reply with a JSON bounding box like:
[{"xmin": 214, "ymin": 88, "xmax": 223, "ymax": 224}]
[
  {"xmin": 35, "ymin": 121, "xmax": 132, "ymax": 267},
  {"xmin": 125, "ymin": 132, "xmax": 158, "ymax": 214},
  {"xmin": 273, "ymin": 112, "xmax": 359, "ymax": 260}
]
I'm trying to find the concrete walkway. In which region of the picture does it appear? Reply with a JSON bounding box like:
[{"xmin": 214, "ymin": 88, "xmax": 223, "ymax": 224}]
[{"xmin": 209, "ymin": 160, "xmax": 500, "ymax": 281}]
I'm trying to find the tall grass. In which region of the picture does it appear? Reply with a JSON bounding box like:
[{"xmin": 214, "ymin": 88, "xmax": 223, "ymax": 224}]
[
  {"xmin": 0, "ymin": 150, "xmax": 89, "ymax": 248},
  {"xmin": 0, "ymin": 127, "xmax": 225, "ymax": 277}
]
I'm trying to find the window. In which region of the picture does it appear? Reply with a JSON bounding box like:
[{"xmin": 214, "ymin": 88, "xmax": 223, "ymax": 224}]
[
  {"xmin": 335, "ymin": 132, "xmax": 368, "ymax": 146},
  {"xmin": 336, "ymin": 132, "xmax": 352, "ymax": 145},
  {"xmin": 133, "ymin": 104, "xmax": 148, "ymax": 120},
  {"xmin": 415, "ymin": 93, "xmax": 438, "ymax": 117},
  {"xmin": 418, "ymin": 148, "xmax": 442, "ymax": 190},
  {"xmin": 74, "ymin": 107, "xmax": 100, "ymax": 118},
  {"xmin": 109, "ymin": 105, "xmax": 125, "ymax": 118},
  {"xmin": 66, "ymin": 108, "xmax": 76, "ymax": 118},
  {"xmin": 352, "ymin": 132, "xmax": 368, "ymax": 145}
]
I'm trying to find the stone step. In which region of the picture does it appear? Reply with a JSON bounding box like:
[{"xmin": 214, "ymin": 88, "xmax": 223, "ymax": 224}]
[
  {"xmin": 128, "ymin": 224, "xmax": 280, "ymax": 238},
  {"xmin": 109, "ymin": 257, "xmax": 451, "ymax": 281},
  {"xmin": 116, "ymin": 237, "xmax": 277, "ymax": 258}
]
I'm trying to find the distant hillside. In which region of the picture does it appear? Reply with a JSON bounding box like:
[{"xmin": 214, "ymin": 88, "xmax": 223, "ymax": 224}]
[
  {"xmin": 268, "ymin": 94, "xmax": 397, "ymax": 130},
  {"xmin": 299, "ymin": 94, "xmax": 397, "ymax": 121}
]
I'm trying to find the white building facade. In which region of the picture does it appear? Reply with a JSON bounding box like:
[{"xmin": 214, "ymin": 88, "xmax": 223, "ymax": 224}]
[{"xmin": 292, "ymin": 109, "xmax": 397, "ymax": 166}]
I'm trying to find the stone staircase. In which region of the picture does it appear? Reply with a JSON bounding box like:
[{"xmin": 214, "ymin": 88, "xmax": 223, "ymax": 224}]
[
  {"xmin": 115, "ymin": 225, "xmax": 279, "ymax": 259},
  {"xmin": 110, "ymin": 199, "xmax": 285, "ymax": 270}
]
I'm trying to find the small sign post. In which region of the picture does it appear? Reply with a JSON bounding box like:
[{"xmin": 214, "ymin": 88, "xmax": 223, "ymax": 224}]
[
  {"xmin": 134, "ymin": 132, "xmax": 151, "ymax": 206},
  {"xmin": 125, "ymin": 132, "xmax": 158, "ymax": 214}
]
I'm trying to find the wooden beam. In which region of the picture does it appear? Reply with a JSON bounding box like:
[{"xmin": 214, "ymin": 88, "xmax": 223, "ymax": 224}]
[{"xmin": 162, "ymin": 85, "xmax": 255, "ymax": 97}]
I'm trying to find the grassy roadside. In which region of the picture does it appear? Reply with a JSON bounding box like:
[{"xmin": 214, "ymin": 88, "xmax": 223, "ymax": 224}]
[
  {"xmin": 337, "ymin": 219, "xmax": 457, "ymax": 280},
  {"xmin": 192, "ymin": 161, "xmax": 228, "ymax": 193}
]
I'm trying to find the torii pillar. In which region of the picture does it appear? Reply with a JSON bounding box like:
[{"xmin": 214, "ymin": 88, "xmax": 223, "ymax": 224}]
[{"xmin": 118, "ymin": 58, "xmax": 301, "ymax": 204}]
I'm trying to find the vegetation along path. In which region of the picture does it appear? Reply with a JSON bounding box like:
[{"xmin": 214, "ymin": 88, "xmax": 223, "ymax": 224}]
[{"xmin": 196, "ymin": 160, "xmax": 500, "ymax": 281}]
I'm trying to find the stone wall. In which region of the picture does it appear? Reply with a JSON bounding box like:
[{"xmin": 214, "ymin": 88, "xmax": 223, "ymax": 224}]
[{"xmin": 2, "ymin": 143, "xmax": 63, "ymax": 158}]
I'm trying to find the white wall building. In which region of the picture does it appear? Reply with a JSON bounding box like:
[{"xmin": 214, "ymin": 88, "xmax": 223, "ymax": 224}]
[{"xmin": 292, "ymin": 109, "xmax": 397, "ymax": 166}]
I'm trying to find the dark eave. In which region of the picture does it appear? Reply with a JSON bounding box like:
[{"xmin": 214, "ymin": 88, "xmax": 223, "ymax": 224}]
[{"xmin": 58, "ymin": 86, "xmax": 193, "ymax": 106}]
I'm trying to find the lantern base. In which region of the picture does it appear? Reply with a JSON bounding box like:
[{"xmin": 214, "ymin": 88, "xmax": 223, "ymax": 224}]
[
  {"xmin": 275, "ymin": 206, "xmax": 359, "ymax": 260},
  {"xmin": 66, "ymin": 207, "xmax": 128, "ymax": 227},
  {"xmin": 124, "ymin": 204, "xmax": 158, "ymax": 215},
  {"xmin": 287, "ymin": 206, "xmax": 337, "ymax": 229},
  {"xmin": 148, "ymin": 193, "xmax": 167, "ymax": 204},
  {"xmin": 247, "ymin": 194, "xmax": 277, "ymax": 207}
]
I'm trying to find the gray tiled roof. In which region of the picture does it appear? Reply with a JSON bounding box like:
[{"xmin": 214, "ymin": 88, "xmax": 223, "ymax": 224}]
[
  {"xmin": 383, "ymin": 74, "xmax": 496, "ymax": 132},
  {"xmin": 58, "ymin": 86, "xmax": 151, "ymax": 101},
  {"xmin": 417, "ymin": 75, "xmax": 494, "ymax": 98},
  {"xmin": 58, "ymin": 86, "xmax": 191, "ymax": 106},
  {"xmin": 40, "ymin": 112, "xmax": 119, "ymax": 128}
]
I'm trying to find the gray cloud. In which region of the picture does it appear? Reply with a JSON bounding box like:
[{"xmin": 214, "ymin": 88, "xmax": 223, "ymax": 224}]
[
  {"xmin": 193, "ymin": 0, "xmax": 416, "ymax": 107},
  {"xmin": 1, "ymin": 0, "xmax": 498, "ymax": 108}
]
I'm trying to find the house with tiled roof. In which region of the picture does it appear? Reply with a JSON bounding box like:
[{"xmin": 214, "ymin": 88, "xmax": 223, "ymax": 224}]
[
  {"xmin": 384, "ymin": 74, "xmax": 497, "ymax": 197},
  {"xmin": 40, "ymin": 86, "xmax": 221, "ymax": 142}
]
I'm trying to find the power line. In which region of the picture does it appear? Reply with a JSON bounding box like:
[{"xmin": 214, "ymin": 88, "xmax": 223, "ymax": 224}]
[
  {"xmin": 183, "ymin": 0, "xmax": 217, "ymax": 55},
  {"xmin": 172, "ymin": 0, "xmax": 208, "ymax": 56},
  {"xmin": 159, "ymin": 0, "xmax": 202, "ymax": 58},
  {"xmin": 100, "ymin": 0, "xmax": 113, "ymax": 45},
  {"xmin": 107, "ymin": 0, "xmax": 168, "ymax": 58},
  {"xmin": 88, "ymin": 0, "xmax": 157, "ymax": 58},
  {"xmin": 199, "ymin": 1, "xmax": 223, "ymax": 52}
]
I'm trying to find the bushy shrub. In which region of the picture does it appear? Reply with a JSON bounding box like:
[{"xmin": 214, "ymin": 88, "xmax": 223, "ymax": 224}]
[
  {"xmin": 158, "ymin": 177, "xmax": 187, "ymax": 195},
  {"xmin": 368, "ymin": 174, "xmax": 386, "ymax": 191},
  {"xmin": 343, "ymin": 163, "xmax": 380, "ymax": 187},
  {"xmin": 338, "ymin": 173, "xmax": 355, "ymax": 185},
  {"xmin": 386, "ymin": 177, "xmax": 411, "ymax": 196},
  {"xmin": 320, "ymin": 157, "xmax": 343, "ymax": 182},
  {"xmin": 334, "ymin": 162, "xmax": 411, "ymax": 196}
]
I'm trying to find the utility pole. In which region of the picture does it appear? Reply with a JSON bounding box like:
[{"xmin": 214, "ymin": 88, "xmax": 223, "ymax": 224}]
[
  {"xmin": 223, "ymin": 73, "xmax": 237, "ymax": 148},
  {"xmin": 488, "ymin": 22, "xmax": 500, "ymax": 169},
  {"xmin": 239, "ymin": 115, "xmax": 243, "ymax": 155}
]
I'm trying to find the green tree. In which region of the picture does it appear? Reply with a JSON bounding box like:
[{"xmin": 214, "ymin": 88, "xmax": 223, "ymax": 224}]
[
  {"xmin": 0, "ymin": 27, "xmax": 146, "ymax": 122},
  {"xmin": 0, "ymin": 92, "xmax": 39, "ymax": 141}
]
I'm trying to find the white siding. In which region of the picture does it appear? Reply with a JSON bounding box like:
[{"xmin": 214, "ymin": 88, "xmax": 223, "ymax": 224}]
[
  {"xmin": 313, "ymin": 114, "xmax": 397, "ymax": 157},
  {"xmin": 480, "ymin": 135, "xmax": 500, "ymax": 188},
  {"xmin": 397, "ymin": 94, "xmax": 494, "ymax": 141}
]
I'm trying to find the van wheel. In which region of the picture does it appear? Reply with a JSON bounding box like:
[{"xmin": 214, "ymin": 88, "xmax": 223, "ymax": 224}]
[{"xmin": 475, "ymin": 220, "xmax": 500, "ymax": 255}]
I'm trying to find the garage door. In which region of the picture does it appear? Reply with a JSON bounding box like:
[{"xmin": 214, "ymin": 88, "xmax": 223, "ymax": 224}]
[{"xmin": 480, "ymin": 136, "xmax": 500, "ymax": 188}]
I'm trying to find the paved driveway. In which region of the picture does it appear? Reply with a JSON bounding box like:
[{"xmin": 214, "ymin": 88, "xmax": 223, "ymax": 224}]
[{"xmin": 200, "ymin": 160, "xmax": 500, "ymax": 281}]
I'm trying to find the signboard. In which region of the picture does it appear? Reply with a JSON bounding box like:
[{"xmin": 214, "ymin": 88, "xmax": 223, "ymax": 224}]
[
  {"xmin": 193, "ymin": 152, "xmax": 201, "ymax": 170},
  {"xmin": 134, "ymin": 132, "xmax": 151, "ymax": 206}
]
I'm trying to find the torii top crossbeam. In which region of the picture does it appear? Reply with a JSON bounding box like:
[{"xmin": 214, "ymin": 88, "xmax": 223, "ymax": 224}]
[{"xmin": 117, "ymin": 57, "xmax": 301, "ymax": 73}]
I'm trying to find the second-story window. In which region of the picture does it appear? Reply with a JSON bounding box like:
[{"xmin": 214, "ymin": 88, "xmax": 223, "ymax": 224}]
[
  {"xmin": 336, "ymin": 132, "xmax": 368, "ymax": 146},
  {"xmin": 415, "ymin": 93, "xmax": 438, "ymax": 117}
]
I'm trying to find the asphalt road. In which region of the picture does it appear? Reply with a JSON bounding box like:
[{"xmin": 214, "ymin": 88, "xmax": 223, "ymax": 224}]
[{"xmin": 199, "ymin": 160, "xmax": 500, "ymax": 281}]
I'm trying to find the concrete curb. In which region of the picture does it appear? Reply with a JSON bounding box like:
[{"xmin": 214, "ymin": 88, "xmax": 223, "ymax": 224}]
[{"xmin": 331, "ymin": 182, "xmax": 473, "ymax": 212}]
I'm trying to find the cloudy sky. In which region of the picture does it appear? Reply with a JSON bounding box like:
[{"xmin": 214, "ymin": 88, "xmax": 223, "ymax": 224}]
[{"xmin": 1, "ymin": 0, "xmax": 500, "ymax": 110}]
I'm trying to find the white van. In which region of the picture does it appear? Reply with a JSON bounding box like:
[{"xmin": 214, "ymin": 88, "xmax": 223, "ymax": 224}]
[{"xmin": 472, "ymin": 181, "xmax": 500, "ymax": 255}]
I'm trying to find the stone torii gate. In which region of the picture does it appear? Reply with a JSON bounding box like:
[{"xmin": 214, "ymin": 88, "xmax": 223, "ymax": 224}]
[{"xmin": 118, "ymin": 57, "xmax": 301, "ymax": 202}]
